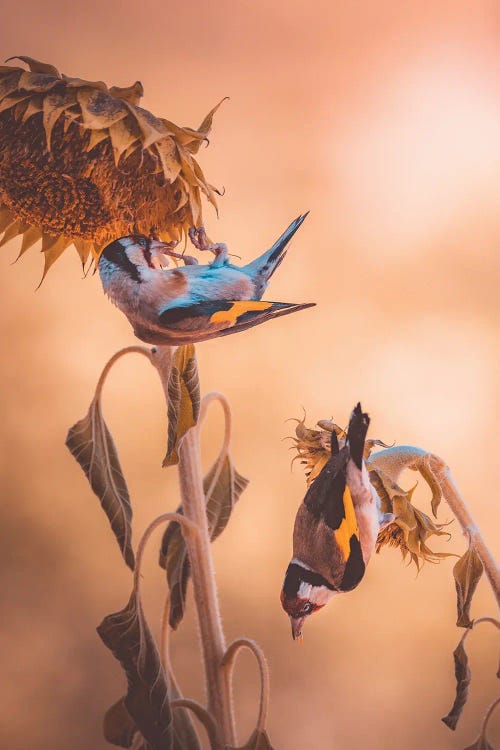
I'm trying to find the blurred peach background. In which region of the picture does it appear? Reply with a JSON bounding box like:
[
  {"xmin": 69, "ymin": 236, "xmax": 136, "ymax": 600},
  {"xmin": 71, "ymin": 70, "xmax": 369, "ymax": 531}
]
[{"xmin": 1, "ymin": 1, "xmax": 499, "ymax": 748}]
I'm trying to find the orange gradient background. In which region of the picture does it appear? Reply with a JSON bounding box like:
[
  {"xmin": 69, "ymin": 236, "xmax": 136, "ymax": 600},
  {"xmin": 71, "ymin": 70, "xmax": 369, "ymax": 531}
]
[{"xmin": 1, "ymin": 2, "xmax": 499, "ymax": 748}]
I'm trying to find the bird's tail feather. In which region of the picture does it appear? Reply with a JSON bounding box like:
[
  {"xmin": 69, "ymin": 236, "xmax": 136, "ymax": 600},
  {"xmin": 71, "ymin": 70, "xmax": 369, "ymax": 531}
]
[
  {"xmin": 347, "ymin": 402, "xmax": 370, "ymax": 469},
  {"xmin": 243, "ymin": 213, "xmax": 309, "ymax": 288}
]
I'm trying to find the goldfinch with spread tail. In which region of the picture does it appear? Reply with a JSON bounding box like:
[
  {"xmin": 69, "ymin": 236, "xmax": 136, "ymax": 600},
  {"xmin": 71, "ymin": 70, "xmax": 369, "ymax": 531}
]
[
  {"xmin": 281, "ymin": 403, "xmax": 393, "ymax": 640},
  {"xmin": 98, "ymin": 214, "xmax": 314, "ymax": 345}
]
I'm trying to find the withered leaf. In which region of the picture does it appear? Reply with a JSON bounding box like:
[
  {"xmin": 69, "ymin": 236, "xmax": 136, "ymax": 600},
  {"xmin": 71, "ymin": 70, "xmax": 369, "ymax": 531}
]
[
  {"xmin": 453, "ymin": 540, "xmax": 484, "ymax": 628},
  {"xmin": 104, "ymin": 697, "xmax": 139, "ymax": 748},
  {"xmin": 77, "ymin": 87, "xmax": 128, "ymax": 130},
  {"xmin": 6, "ymin": 56, "xmax": 60, "ymax": 76},
  {"xmin": 163, "ymin": 345, "xmax": 200, "ymax": 468},
  {"xmin": 442, "ymin": 633, "xmax": 471, "ymax": 731},
  {"xmin": 65, "ymin": 394, "xmax": 134, "ymax": 569},
  {"xmin": 160, "ymin": 452, "xmax": 249, "ymax": 629},
  {"xmin": 97, "ymin": 593, "xmax": 173, "ymax": 750},
  {"xmin": 104, "ymin": 687, "xmax": 200, "ymax": 750},
  {"xmin": 205, "ymin": 454, "xmax": 250, "ymax": 540},
  {"xmin": 229, "ymin": 729, "xmax": 275, "ymax": 750},
  {"xmin": 464, "ymin": 736, "xmax": 495, "ymax": 750},
  {"xmin": 109, "ymin": 81, "xmax": 144, "ymax": 106}
]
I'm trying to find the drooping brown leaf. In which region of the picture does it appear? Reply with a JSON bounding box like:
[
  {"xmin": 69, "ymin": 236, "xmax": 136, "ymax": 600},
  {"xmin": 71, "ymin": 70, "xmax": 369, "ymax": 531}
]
[
  {"xmin": 204, "ymin": 454, "xmax": 250, "ymax": 540},
  {"xmin": 104, "ymin": 697, "xmax": 139, "ymax": 748},
  {"xmin": 453, "ymin": 539, "xmax": 484, "ymax": 628},
  {"xmin": 442, "ymin": 632, "xmax": 472, "ymax": 731},
  {"xmin": 229, "ymin": 729, "xmax": 275, "ymax": 750},
  {"xmin": 97, "ymin": 593, "xmax": 173, "ymax": 750},
  {"xmin": 66, "ymin": 395, "xmax": 134, "ymax": 569},
  {"xmin": 160, "ymin": 451, "xmax": 249, "ymax": 629},
  {"xmin": 163, "ymin": 345, "xmax": 200, "ymax": 468},
  {"xmin": 464, "ymin": 736, "xmax": 495, "ymax": 750},
  {"xmin": 104, "ymin": 686, "xmax": 200, "ymax": 750}
]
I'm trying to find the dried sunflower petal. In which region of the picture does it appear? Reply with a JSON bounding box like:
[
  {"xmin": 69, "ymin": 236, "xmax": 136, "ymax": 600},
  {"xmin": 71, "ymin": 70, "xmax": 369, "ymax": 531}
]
[{"xmin": 0, "ymin": 57, "xmax": 223, "ymax": 276}]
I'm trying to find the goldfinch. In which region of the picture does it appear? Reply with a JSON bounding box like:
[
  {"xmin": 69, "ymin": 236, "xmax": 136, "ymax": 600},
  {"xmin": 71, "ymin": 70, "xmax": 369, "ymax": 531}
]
[
  {"xmin": 97, "ymin": 214, "xmax": 314, "ymax": 345},
  {"xmin": 281, "ymin": 403, "xmax": 393, "ymax": 640}
]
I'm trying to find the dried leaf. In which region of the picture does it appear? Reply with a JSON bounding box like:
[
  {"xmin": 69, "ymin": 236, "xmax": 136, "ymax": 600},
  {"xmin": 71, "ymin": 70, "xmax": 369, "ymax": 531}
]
[
  {"xmin": 65, "ymin": 394, "xmax": 134, "ymax": 569},
  {"xmin": 42, "ymin": 90, "xmax": 75, "ymax": 150},
  {"xmin": 464, "ymin": 737, "xmax": 494, "ymax": 750},
  {"xmin": 18, "ymin": 71, "xmax": 59, "ymax": 93},
  {"xmin": 104, "ymin": 684, "xmax": 200, "ymax": 750},
  {"xmin": 39, "ymin": 235, "xmax": 72, "ymax": 285},
  {"xmin": 109, "ymin": 118, "xmax": 140, "ymax": 166},
  {"xmin": 205, "ymin": 454, "xmax": 250, "ymax": 540},
  {"xmin": 442, "ymin": 632, "xmax": 471, "ymax": 730},
  {"xmin": 160, "ymin": 451, "xmax": 249, "ymax": 629},
  {"xmin": 0, "ymin": 71, "xmax": 22, "ymax": 101},
  {"xmin": 77, "ymin": 87, "xmax": 128, "ymax": 129},
  {"xmin": 128, "ymin": 104, "xmax": 171, "ymax": 149},
  {"xmin": 229, "ymin": 729, "xmax": 275, "ymax": 750},
  {"xmin": 154, "ymin": 138, "xmax": 182, "ymax": 183},
  {"xmin": 16, "ymin": 226, "xmax": 42, "ymax": 260},
  {"xmin": 0, "ymin": 218, "xmax": 28, "ymax": 247},
  {"xmin": 21, "ymin": 96, "xmax": 43, "ymax": 122},
  {"xmin": 453, "ymin": 540, "xmax": 484, "ymax": 628},
  {"xmin": 163, "ymin": 345, "xmax": 200, "ymax": 467},
  {"xmin": 109, "ymin": 81, "xmax": 144, "ymax": 105},
  {"xmin": 104, "ymin": 697, "xmax": 139, "ymax": 748},
  {"xmin": 97, "ymin": 593, "xmax": 173, "ymax": 750},
  {"xmin": 6, "ymin": 56, "xmax": 60, "ymax": 76}
]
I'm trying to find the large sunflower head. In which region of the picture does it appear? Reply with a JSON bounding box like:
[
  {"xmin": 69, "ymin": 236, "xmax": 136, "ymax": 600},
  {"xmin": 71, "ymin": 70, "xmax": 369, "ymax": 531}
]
[{"xmin": 0, "ymin": 56, "xmax": 223, "ymax": 279}]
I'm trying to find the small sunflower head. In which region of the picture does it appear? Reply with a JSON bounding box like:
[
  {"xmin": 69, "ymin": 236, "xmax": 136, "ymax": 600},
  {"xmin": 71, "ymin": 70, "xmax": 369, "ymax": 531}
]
[{"xmin": 290, "ymin": 410, "xmax": 454, "ymax": 569}]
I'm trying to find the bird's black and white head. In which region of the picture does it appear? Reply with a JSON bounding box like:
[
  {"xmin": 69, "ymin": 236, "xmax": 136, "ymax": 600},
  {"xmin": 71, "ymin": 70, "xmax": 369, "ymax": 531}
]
[
  {"xmin": 98, "ymin": 234, "xmax": 170, "ymax": 287},
  {"xmin": 280, "ymin": 560, "xmax": 337, "ymax": 640}
]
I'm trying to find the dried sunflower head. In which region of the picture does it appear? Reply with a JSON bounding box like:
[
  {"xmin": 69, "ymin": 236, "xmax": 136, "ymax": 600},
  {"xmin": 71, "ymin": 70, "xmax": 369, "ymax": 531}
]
[
  {"xmin": 291, "ymin": 412, "xmax": 454, "ymax": 569},
  {"xmin": 0, "ymin": 56, "xmax": 223, "ymax": 278}
]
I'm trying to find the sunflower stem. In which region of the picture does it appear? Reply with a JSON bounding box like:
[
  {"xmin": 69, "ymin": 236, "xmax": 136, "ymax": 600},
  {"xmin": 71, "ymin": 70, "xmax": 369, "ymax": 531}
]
[
  {"xmin": 152, "ymin": 346, "xmax": 237, "ymax": 747},
  {"xmin": 429, "ymin": 456, "xmax": 500, "ymax": 610}
]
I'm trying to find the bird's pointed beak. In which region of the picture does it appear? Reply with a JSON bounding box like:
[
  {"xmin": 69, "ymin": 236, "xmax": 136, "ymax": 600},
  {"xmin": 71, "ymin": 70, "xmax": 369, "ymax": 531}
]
[
  {"xmin": 149, "ymin": 239, "xmax": 171, "ymax": 254},
  {"xmin": 290, "ymin": 616, "xmax": 306, "ymax": 641}
]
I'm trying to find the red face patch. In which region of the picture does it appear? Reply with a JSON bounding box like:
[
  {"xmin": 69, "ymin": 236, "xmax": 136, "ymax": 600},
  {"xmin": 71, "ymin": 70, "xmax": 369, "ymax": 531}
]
[{"xmin": 280, "ymin": 592, "xmax": 323, "ymax": 619}]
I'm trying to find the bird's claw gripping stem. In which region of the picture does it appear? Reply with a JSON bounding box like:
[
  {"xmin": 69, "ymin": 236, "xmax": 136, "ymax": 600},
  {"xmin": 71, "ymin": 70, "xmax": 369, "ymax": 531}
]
[
  {"xmin": 157, "ymin": 239, "xmax": 199, "ymax": 266},
  {"xmin": 189, "ymin": 226, "xmax": 229, "ymax": 267}
]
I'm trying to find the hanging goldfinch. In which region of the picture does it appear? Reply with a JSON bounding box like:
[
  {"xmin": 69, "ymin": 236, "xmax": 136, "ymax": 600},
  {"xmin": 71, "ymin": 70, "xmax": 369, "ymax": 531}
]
[
  {"xmin": 98, "ymin": 214, "xmax": 314, "ymax": 344},
  {"xmin": 281, "ymin": 403, "xmax": 394, "ymax": 640}
]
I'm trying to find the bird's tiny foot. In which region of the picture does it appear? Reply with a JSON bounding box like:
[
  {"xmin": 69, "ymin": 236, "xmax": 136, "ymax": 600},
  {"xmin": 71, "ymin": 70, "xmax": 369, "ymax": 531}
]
[
  {"xmin": 188, "ymin": 226, "xmax": 229, "ymax": 267},
  {"xmin": 379, "ymin": 512, "xmax": 396, "ymax": 529}
]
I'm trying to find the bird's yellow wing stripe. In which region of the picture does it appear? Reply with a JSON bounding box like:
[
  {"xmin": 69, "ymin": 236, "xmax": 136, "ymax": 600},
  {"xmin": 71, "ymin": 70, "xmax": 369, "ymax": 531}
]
[
  {"xmin": 333, "ymin": 487, "xmax": 360, "ymax": 562},
  {"xmin": 210, "ymin": 300, "xmax": 272, "ymax": 325}
]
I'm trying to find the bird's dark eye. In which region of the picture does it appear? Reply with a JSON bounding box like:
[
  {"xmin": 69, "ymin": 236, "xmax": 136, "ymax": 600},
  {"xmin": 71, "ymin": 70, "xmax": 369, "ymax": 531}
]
[
  {"xmin": 138, "ymin": 238, "xmax": 146, "ymax": 247},
  {"xmin": 302, "ymin": 603, "xmax": 313, "ymax": 615}
]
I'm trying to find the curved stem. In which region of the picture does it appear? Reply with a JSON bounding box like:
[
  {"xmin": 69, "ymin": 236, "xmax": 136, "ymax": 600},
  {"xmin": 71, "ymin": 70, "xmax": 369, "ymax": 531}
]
[
  {"xmin": 221, "ymin": 638, "xmax": 271, "ymax": 733},
  {"xmin": 430, "ymin": 457, "xmax": 500, "ymax": 610},
  {"xmin": 197, "ymin": 391, "xmax": 234, "ymax": 505},
  {"xmin": 481, "ymin": 696, "xmax": 500, "ymax": 741},
  {"xmin": 133, "ymin": 512, "xmax": 200, "ymax": 594},
  {"xmin": 160, "ymin": 590, "xmax": 174, "ymax": 675},
  {"xmin": 171, "ymin": 700, "xmax": 221, "ymax": 750},
  {"xmin": 198, "ymin": 391, "xmax": 233, "ymax": 455},
  {"xmin": 95, "ymin": 346, "xmax": 153, "ymax": 400}
]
